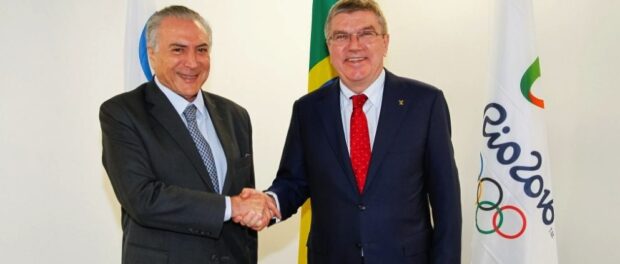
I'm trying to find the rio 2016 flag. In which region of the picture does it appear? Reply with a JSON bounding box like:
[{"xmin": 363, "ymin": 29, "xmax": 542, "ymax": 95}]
[
  {"xmin": 298, "ymin": 0, "xmax": 337, "ymax": 263},
  {"xmin": 472, "ymin": 0, "xmax": 558, "ymax": 263},
  {"xmin": 124, "ymin": 0, "xmax": 155, "ymax": 91}
]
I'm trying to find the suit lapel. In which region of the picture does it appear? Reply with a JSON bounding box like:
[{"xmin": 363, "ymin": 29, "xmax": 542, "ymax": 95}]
[
  {"xmin": 315, "ymin": 81, "xmax": 359, "ymax": 194},
  {"xmin": 365, "ymin": 72, "xmax": 411, "ymax": 192},
  {"xmin": 202, "ymin": 91, "xmax": 236, "ymax": 195},
  {"xmin": 145, "ymin": 82, "xmax": 217, "ymax": 192}
]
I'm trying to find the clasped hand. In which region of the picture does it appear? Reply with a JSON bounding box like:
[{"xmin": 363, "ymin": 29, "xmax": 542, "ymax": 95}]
[{"xmin": 231, "ymin": 188, "xmax": 281, "ymax": 231}]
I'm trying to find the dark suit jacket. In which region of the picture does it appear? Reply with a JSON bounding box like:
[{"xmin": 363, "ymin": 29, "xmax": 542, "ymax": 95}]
[
  {"xmin": 100, "ymin": 80, "xmax": 256, "ymax": 264},
  {"xmin": 268, "ymin": 70, "xmax": 461, "ymax": 264}
]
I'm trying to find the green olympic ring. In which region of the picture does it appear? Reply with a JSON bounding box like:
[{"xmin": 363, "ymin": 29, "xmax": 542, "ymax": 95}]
[{"xmin": 476, "ymin": 200, "xmax": 504, "ymax": 234}]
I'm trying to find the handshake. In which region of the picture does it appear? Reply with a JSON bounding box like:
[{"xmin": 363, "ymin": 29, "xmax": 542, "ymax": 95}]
[{"xmin": 231, "ymin": 188, "xmax": 281, "ymax": 231}]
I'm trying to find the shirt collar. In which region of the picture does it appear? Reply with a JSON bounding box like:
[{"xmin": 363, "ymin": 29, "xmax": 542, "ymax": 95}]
[
  {"xmin": 155, "ymin": 77, "xmax": 207, "ymax": 118},
  {"xmin": 339, "ymin": 69, "xmax": 385, "ymax": 106}
]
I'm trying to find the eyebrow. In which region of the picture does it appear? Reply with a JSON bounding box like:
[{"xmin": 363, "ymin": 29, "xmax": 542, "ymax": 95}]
[
  {"xmin": 168, "ymin": 43, "xmax": 187, "ymax": 49},
  {"xmin": 358, "ymin": 26, "xmax": 376, "ymax": 31},
  {"xmin": 168, "ymin": 43, "xmax": 209, "ymax": 49},
  {"xmin": 332, "ymin": 25, "xmax": 377, "ymax": 34}
]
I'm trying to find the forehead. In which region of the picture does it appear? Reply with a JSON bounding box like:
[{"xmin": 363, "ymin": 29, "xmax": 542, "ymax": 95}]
[
  {"xmin": 329, "ymin": 10, "xmax": 380, "ymax": 32},
  {"xmin": 158, "ymin": 17, "xmax": 209, "ymax": 42}
]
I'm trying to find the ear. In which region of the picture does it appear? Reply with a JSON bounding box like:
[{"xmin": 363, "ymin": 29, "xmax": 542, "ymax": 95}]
[
  {"xmin": 382, "ymin": 34, "xmax": 390, "ymax": 56},
  {"xmin": 147, "ymin": 46, "xmax": 158, "ymax": 70},
  {"xmin": 326, "ymin": 41, "xmax": 334, "ymax": 55},
  {"xmin": 147, "ymin": 46, "xmax": 155, "ymax": 61}
]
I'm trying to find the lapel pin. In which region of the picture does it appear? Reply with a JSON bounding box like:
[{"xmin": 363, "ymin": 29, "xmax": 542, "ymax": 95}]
[{"xmin": 398, "ymin": 99, "xmax": 405, "ymax": 106}]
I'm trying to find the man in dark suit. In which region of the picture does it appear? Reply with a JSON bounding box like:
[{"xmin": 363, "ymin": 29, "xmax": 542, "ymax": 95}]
[
  {"xmin": 100, "ymin": 6, "xmax": 274, "ymax": 264},
  {"xmin": 261, "ymin": 0, "xmax": 462, "ymax": 263}
]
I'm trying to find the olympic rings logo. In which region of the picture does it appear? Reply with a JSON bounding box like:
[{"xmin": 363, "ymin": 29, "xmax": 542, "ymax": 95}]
[{"xmin": 476, "ymin": 157, "xmax": 528, "ymax": 239}]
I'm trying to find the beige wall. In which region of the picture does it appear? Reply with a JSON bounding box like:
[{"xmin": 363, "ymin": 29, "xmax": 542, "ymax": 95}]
[{"xmin": 1, "ymin": 0, "xmax": 618, "ymax": 263}]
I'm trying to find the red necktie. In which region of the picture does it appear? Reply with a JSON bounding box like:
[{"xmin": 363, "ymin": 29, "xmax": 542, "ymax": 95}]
[{"xmin": 350, "ymin": 94, "xmax": 370, "ymax": 193}]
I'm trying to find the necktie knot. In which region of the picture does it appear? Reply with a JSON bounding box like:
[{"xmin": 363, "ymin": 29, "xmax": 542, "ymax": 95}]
[
  {"xmin": 183, "ymin": 104, "xmax": 198, "ymax": 122},
  {"xmin": 352, "ymin": 94, "xmax": 368, "ymax": 110}
]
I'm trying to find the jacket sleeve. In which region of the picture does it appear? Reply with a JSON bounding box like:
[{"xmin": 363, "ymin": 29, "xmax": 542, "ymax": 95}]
[
  {"xmin": 267, "ymin": 100, "xmax": 311, "ymax": 220},
  {"xmin": 424, "ymin": 91, "xmax": 462, "ymax": 264}
]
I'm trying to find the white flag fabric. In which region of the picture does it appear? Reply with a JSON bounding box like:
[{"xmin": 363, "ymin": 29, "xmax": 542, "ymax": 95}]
[
  {"xmin": 124, "ymin": 0, "xmax": 155, "ymax": 91},
  {"xmin": 472, "ymin": 0, "xmax": 558, "ymax": 263}
]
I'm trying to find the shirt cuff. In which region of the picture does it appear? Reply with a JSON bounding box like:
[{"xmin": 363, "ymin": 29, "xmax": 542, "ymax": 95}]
[
  {"xmin": 224, "ymin": 196, "xmax": 231, "ymax": 221},
  {"xmin": 265, "ymin": 191, "xmax": 281, "ymax": 223}
]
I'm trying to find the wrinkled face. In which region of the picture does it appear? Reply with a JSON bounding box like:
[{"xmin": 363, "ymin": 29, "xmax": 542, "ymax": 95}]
[
  {"xmin": 148, "ymin": 17, "xmax": 210, "ymax": 101},
  {"xmin": 327, "ymin": 10, "xmax": 389, "ymax": 93}
]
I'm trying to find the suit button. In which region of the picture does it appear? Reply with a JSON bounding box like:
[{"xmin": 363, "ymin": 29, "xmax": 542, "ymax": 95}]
[{"xmin": 358, "ymin": 204, "xmax": 366, "ymax": 211}]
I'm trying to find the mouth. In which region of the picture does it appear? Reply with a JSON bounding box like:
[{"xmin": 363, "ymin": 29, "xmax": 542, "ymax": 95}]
[
  {"xmin": 177, "ymin": 72, "xmax": 199, "ymax": 82},
  {"xmin": 345, "ymin": 56, "xmax": 367, "ymax": 64}
]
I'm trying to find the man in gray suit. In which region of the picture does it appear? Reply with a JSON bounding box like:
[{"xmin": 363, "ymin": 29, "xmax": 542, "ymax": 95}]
[{"xmin": 100, "ymin": 5, "xmax": 275, "ymax": 264}]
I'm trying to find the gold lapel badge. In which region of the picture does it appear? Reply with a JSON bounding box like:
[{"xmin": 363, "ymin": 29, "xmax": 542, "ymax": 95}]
[{"xmin": 398, "ymin": 99, "xmax": 405, "ymax": 106}]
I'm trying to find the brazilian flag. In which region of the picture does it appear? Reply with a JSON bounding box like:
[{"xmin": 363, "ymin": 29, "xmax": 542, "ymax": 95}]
[
  {"xmin": 307, "ymin": 0, "xmax": 338, "ymax": 92},
  {"xmin": 299, "ymin": 0, "xmax": 337, "ymax": 263}
]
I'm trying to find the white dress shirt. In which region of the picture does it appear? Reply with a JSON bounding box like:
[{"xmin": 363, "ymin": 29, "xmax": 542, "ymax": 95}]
[{"xmin": 339, "ymin": 69, "xmax": 385, "ymax": 151}]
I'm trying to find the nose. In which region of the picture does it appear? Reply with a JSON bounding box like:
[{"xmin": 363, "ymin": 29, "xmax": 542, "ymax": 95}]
[
  {"xmin": 184, "ymin": 51, "xmax": 199, "ymax": 68},
  {"xmin": 347, "ymin": 34, "xmax": 362, "ymax": 49}
]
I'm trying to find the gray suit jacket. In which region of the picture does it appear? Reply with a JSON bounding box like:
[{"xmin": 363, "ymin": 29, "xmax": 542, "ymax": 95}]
[{"xmin": 100, "ymin": 80, "xmax": 256, "ymax": 264}]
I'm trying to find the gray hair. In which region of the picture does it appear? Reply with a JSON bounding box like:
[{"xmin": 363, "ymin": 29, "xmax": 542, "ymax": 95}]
[
  {"xmin": 146, "ymin": 5, "xmax": 212, "ymax": 50},
  {"xmin": 324, "ymin": 0, "xmax": 388, "ymax": 39}
]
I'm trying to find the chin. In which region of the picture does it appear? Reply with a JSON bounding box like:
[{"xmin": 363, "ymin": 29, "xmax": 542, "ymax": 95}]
[{"xmin": 346, "ymin": 74, "xmax": 370, "ymax": 82}]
